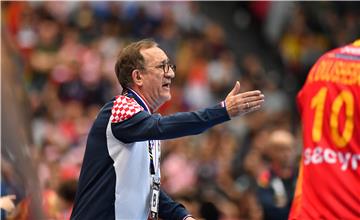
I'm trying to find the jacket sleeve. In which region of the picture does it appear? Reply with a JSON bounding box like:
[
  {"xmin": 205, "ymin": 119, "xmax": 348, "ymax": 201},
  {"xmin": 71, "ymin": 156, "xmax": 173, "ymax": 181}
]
[
  {"xmin": 111, "ymin": 103, "xmax": 230, "ymax": 143},
  {"xmin": 158, "ymin": 189, "xmax": 191, "ymax": 220}
]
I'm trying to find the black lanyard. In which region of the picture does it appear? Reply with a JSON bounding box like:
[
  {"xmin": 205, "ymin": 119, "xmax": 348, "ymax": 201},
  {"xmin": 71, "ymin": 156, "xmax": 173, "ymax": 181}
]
[{"xmin": 148, "ymin": 140, "xmax": 156, "ymax": 175}]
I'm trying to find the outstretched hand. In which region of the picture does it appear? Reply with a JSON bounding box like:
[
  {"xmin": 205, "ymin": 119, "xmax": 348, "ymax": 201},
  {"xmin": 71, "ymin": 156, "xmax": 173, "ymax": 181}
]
[
  {"xmin": 225, "ymin": 81, "xmax": 265, "ymax": 118},
  {"xmin": 0, "ymin": 194, "xmax": 16, "ymax": 213}
]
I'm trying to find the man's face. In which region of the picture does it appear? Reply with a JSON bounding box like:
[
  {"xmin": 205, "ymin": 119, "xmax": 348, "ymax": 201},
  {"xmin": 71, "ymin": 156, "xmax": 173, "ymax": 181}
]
[
  {"xmin": 271, "ymin": 143, "xmax": 294, "ymax": 167},
  {"xmin": 267, "ymin": 130, "xmax": 295, "ymax": 168},
  {"xmin": 140, "ymin": 46, "xmax": 175, "ymax": 108}
]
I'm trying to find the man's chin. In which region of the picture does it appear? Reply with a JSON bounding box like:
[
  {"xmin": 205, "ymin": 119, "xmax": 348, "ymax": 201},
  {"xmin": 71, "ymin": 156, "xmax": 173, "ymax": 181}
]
[
  {"xmin": 161, "ymin": 94, "xmax": 171, "ymax": 103},
  {"xmin": 164, "ymin": 95, "xmax": 171, "ymax": 101}
]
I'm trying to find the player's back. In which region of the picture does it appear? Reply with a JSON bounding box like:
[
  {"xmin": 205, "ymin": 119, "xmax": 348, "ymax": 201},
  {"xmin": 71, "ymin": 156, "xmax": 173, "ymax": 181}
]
[{"xmin": 289, "ymin": 40, "xmax": 360, "ymax": 219}]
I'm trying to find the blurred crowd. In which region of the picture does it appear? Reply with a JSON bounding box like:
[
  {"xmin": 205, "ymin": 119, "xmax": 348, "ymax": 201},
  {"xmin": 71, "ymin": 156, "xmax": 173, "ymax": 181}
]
[{"xmin": 1, "ymin": 1, "xmax": 359, "ymax": 220}]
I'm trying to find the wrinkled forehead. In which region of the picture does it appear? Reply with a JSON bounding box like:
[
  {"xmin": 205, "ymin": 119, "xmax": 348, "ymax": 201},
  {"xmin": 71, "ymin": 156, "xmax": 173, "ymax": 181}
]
[{"xmin": 140, "ymin": 46, "xmax": 169, "ymax": 65}]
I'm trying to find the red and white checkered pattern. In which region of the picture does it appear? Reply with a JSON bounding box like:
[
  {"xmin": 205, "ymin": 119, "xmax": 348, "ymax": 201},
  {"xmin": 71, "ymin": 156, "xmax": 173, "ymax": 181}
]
[{"xmin": 110, "ymin": 96, "xmax": 144, "ymax": 123}]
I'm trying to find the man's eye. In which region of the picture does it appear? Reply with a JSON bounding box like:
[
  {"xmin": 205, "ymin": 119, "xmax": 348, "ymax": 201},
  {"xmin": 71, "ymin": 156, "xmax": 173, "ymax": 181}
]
[{"xmin": 156, "ymin": 64, "xmax": 164, "ymax": 69}]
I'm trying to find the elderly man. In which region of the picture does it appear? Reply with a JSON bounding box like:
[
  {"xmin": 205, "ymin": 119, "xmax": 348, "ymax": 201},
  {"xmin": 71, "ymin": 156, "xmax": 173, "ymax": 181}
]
[{"xmin": 71, "ymin": 39, "xmax": 265, "ymax": 220}]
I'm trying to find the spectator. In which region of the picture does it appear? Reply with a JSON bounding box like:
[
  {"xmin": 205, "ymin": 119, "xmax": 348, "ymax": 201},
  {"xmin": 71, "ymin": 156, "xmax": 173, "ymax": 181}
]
[{"xmin": 256, "ymin": 129, "xmax": 297, "ymax": 220}]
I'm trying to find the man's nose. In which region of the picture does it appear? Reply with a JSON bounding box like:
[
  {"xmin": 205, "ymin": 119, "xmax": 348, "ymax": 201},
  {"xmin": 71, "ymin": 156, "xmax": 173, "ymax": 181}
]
[{"xmin": 166, "ymin": 68, "xmax": 175, "ymax": 79}]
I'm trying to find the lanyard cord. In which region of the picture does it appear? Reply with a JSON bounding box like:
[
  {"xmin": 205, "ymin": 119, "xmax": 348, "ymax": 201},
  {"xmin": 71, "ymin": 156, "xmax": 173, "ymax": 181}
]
[{"xmin": 148, "ymin": 140, "xmax": 156, "ymax": 175}]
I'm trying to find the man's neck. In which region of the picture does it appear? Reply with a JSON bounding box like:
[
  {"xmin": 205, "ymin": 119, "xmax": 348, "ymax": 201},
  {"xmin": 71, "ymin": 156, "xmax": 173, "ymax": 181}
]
[{"xmin": 127, "ymin": 87, "xmax": 156, "ymax": 113}]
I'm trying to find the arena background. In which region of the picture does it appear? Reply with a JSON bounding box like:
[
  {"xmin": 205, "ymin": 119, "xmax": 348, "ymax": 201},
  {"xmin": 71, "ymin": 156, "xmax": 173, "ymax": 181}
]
[{"xmin": 1, "ymin": 2, "xmax": 359, "ymax": 220}]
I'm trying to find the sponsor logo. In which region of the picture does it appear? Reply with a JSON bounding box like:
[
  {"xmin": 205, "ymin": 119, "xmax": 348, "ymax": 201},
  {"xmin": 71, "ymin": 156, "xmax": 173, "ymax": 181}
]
[{"xmin": 304, "ymin": 146, "xmax": 360, "ymax": 171}]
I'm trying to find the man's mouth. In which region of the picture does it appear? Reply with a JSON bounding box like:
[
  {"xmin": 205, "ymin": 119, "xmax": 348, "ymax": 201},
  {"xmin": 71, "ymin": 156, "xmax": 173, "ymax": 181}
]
[{"xmin": 162, "ymin": 82, "xmax": 171, "ymax": 88}]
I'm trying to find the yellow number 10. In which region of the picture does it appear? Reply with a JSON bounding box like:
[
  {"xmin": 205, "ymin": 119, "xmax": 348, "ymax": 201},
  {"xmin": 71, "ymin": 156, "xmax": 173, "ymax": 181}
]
[{"xmin": 311, "ymin": 87, "xmax": 354, "ymax": 148}]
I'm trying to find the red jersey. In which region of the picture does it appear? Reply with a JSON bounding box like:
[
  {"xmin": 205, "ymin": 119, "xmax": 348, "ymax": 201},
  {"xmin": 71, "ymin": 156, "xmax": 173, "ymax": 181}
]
[{"xmin": 289, "ymin": 40, "xmax": 360, "ymax": 220}]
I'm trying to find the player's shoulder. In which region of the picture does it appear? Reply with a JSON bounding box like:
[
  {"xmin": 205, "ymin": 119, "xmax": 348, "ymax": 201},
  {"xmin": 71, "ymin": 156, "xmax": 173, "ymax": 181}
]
[
  {"xmin": 110, "ymin": 95, "xmax": 144, "ymax": 123},
  {"xmin": 325, "ymin": 39, "xmax": 360, "ymax": 58}
]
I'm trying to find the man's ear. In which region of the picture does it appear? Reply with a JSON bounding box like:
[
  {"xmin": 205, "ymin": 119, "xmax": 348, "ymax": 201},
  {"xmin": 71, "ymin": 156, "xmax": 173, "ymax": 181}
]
[{"xmin": 131, "ymin": 69, "xmax": 143, "ymax": 86}]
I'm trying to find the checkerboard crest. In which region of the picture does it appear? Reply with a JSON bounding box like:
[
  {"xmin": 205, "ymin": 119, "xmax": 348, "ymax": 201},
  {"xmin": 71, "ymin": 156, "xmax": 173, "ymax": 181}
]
[{"xmin": 110, "ymin": 95, "xmax": 144, "ymax": 123}]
